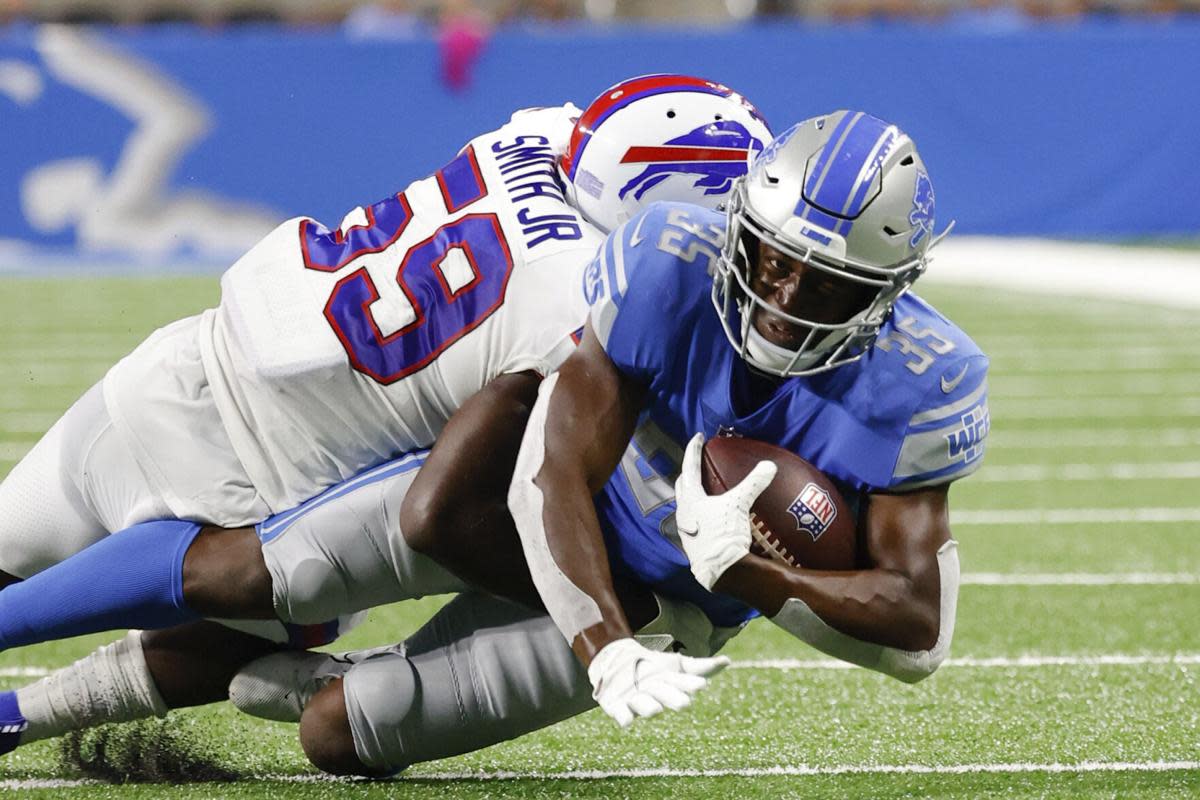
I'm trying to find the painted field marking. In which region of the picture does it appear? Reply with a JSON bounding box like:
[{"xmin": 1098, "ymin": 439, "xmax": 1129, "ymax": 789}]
[
  {"xmin": 733, "ymin": 654, "xmax": 1200, "ymax": 670},
  {"xmin": 928, "ymin": 236, "xmax": 1200, "ymax": 311},
  {"xmin": 975, "ymin": 462, "xmax": 1200, "ymax": 482},
  {"xmin": 992, "ymin": 384, "xmax": 1200, "ymax": 400},
  {"xmin": 991, "ymin": 398, "xmax": 1200, "ymax": 420},
  {"xmin": 988, "ymin": 429, "xmax": 1200, "ymax": 448},
  {"xmin": 952, "ymin": 508, "xmax": 1200, "ymax": 525},
  {"xmin": 4, "ymin": 653, "xmax": 1198, "ymax": 682},
  {"xmin": 962, "ymin": 573, "xmax": 1199, "ymax": 585},
  {"xmin": 2, "ymin": 760, "xmax": 1197, "ymax": 789},
  {"xmin": 994, "ymin": 361, "xmax": 1197, "ymax": 376}
]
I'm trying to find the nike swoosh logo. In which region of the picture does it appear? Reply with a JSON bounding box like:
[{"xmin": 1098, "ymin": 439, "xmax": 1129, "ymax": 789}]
[
  {"xmin": 628, "ymin": 213, "xmax": 651, "ymax": 247},
  {"xmin": 677, "ymin": 524, "xmax": 699, "ymax": 538},
  {"xmin": 940, "ymin": 365, "xmax": 970, "ymax": 394}
]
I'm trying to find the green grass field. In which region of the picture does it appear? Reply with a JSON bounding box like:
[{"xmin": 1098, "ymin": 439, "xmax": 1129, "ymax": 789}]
[{"xmin": 0, "ymin": 276, "xmax": 1196, "ymax": 798}]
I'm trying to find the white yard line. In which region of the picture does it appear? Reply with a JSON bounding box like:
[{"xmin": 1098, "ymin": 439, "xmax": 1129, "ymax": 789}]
[
  {"xmin": 993, "ymin": 380, "xmax": 1200, "ymax": 399},
  {"xmin": 952, "ymin": 508, "xmax": 1200, "ymax": 525},
  {"xmin": 990, "ymin": 362, "xmax": 1192, "ymax": 375},
  {"xmin": 1, "ymin": 760, "xmax": 1196, "ymax": 789},
  {"xmin": 975, "ymin": 462, "xmax": 1200, "ymax": 481},
  {"xmin": 734, "ymin": 654, "xmax": 1200, "ymax": 670},
  {"xmin": 989, "ymin": 428, "xmax": 1200, "ymax": 448},
  {"xmin": 991, "ymin": 398, "xmax": 1200, "ymax": 420},
  {"xmin": 962, "ymin": 572, "xmax": 1199, "ymax": 585},
  {"xmin": 4, "ymin": 652, "xmax": 1197, "ymax": 682}
]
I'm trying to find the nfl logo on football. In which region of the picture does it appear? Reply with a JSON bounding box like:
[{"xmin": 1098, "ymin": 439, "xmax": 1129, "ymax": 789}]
[{"xmin": 787, "ymin": 483, "xmax": 838, "ymax": 542}]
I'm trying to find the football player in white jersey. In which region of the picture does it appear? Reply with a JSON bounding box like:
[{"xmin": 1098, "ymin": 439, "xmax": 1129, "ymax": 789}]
[{"xmin": 0, "ymin": 76, "xmax": 771, "ymax": 764}]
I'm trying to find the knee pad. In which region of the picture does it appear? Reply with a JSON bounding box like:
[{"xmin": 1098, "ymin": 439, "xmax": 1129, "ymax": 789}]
[{"xmin": 342, "ymin": 594, "xmax": 593, "ymax": 773}]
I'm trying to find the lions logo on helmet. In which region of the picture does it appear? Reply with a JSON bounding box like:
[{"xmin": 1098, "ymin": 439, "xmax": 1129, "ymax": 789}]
[
  {"xmin": 712, "ymin": 110, "xmax": 953, "ymax": 378},
  {"xmin": 561, "ymin": 74, "xmax": 772, "ymax": 234},
  {"xmin": 909, "ymin": 171, "xmax": 935, "ymax": 248}
]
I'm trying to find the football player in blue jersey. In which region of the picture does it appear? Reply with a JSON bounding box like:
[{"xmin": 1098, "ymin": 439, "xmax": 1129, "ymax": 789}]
[
  {"xmin": 0, "ymin": 111, "xmax": 989, "ymax": 777},
  {"xmin": 507, "ymin": 110, "xmax": 989, "ymax": 726}
]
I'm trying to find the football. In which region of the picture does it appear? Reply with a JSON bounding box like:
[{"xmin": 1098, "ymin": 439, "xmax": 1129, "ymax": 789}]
[{"xmin": 701, "ymin": 436, "xmax": 857, "ymax": 571}]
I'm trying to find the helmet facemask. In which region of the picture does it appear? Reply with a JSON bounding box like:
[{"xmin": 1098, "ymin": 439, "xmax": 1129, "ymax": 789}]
[{"xmin": 711, "ymin": 112, "xmax": 949, "ymax": 378}]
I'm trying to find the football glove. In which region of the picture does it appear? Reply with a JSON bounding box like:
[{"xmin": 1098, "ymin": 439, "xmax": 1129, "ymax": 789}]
[
  {"xmin": 674, "ymin": 433, "xmax": 777, "ymax": 590},
  {"xmin": 587, "ymin": 637, "xmax": 729, "ymax": 728}
]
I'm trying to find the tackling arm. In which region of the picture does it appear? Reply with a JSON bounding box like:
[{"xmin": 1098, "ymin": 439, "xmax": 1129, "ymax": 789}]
[
  {"xmin": 714, "ymin": 486, "xmax": 959, "ymax": 682},
  {"xmin": 399, "ymin": 368, "xmax": 661, "ymax": 628}
]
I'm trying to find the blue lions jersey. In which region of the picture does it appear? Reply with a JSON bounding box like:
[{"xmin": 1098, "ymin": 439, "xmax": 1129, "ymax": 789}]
[{"xmin": 587, "ymin": 203, "xmax": 989, "ymax": 628}]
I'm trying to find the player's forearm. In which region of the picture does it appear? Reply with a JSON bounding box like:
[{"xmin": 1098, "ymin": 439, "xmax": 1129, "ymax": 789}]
[
  {"xmin": 507, "ymin": 373, "xmax": 632, "ymax": 665},
  {"xmin": 717, "ymin": 540, "xmax": 960, "ymax": 682},
  {"xmin": 715, "ymin": 555, "xmax": 939, "ymax": 651}
]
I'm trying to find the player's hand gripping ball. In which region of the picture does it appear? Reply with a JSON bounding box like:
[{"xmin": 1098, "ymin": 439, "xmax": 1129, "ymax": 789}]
[{"xmin": 700, "ymin": 436, "xmax": 857, "ymax": 571}]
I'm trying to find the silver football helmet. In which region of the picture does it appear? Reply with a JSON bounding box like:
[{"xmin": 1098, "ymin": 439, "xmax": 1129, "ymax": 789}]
[{"xmin": 712, "ymin": 110, "xmax": 952, "ymax": 377}]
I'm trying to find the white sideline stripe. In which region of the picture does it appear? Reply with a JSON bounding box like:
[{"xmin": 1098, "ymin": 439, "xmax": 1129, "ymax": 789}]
[
  {"xmin": 734, "ymin": 655, "xmax": 1200, "ymax": 670},
  {"xmin": 4, "ymin": 652, "xmax": 1198, "ymax": 682},
  {"xmin": 976, "ymin": 461, "xmax": 1200, "ymax": 481},
  {"xmin": 952, "ymin": 508, "xmax": 1200, "ymax": 525},
  {"xmin": 989, "ymin": 428, "xmax": 1200, "ymax": 448},
  {"xmin": 1, "ymin": 760, "xmax": 1197, "ymax": 789},
  {"xmin": 928, "ymin": 237, "xmax": 1200, "ymax": 310},
  {"xmin": 962, "ymin": 572, "xmax": 1199, "ymax": 585}
]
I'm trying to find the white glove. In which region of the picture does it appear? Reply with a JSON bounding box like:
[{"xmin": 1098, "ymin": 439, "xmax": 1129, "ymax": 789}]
[
  {"xmin": 674, "ymin": 433, "xmax": 777, "ymax": 591},
  {"xmin": 587, "ymin": 637, "xmax": 730, "ymax": 728}
]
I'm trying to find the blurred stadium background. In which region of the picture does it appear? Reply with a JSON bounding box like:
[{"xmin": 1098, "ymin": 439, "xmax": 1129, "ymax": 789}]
[{"xmin": 1, "ymin": 3, "xmax": 1198, "ymax": 797}]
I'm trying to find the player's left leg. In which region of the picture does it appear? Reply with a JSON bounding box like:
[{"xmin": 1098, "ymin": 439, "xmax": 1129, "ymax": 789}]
[
  {"xmin": 232, "ymin": 588, "xmax": 723, "ymax": 776},
  {"xmin": 305, "ymin": 592, "xmax": 595, "ymax": 776}
]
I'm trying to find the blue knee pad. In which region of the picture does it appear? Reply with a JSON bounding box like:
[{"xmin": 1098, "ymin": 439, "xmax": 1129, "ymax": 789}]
[{"xmin": 0, "ymin": 519, "xmax": 202, "ymax": 649}]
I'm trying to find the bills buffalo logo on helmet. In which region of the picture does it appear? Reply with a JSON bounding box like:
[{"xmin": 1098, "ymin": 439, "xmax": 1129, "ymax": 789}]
[
  {"xmin": 617, "ymin": 121, "xmax": 766, "ymax": 203},
  {"xmin": 909, "ymin": 170, "xmax": 935, "ymax": 247},
  {"xmin": 787, "ymin": 483, "xmax": 838, "ymax": 542}
]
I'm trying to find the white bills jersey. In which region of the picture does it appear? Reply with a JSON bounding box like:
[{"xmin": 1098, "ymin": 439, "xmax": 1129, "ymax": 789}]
[{"xmin": 106, "ymin": 105, "xmax": 600, "ymax": 516}]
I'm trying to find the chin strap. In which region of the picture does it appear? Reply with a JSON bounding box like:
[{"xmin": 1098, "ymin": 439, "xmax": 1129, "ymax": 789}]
[{"xmin": 769, "ymin": 540, "xmax": 960, "ymax": 683}]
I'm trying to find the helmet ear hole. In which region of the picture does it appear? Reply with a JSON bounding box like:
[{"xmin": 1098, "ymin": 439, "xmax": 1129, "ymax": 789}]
[{"xmin": 666, "ymin": 109, "xmax": 676, "ymax": 118}]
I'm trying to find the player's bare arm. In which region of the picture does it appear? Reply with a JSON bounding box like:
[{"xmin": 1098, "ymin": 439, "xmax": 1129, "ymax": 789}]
[
  {"xmin": 400, "ymin": 370, "xmax": 546, "ymax": 609},
  {"xmin": 715, "ymin": 485, "xmax": 951, "ymax": 651},
  {"xmin": 508, "ymin": 324, "xmax": 647, "ymax": 664},
  {"xmin": 401, "ymin": 368, "xmax": 664, "ymax": 627}
]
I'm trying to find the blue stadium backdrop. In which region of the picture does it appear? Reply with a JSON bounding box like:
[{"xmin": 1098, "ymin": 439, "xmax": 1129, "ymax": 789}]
[{"xmin": 1, "ymin": 20, "xmax": 1198, "ymax": 267}]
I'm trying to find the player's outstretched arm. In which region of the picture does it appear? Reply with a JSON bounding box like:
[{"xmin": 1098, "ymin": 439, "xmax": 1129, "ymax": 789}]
[
  {"xmin": 713, "ymin": 484, "xmax": 958, "ymax": 683},
  {"xmin": 507, "ymin": 325, "xmax": 729, "ymax": 726}
]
